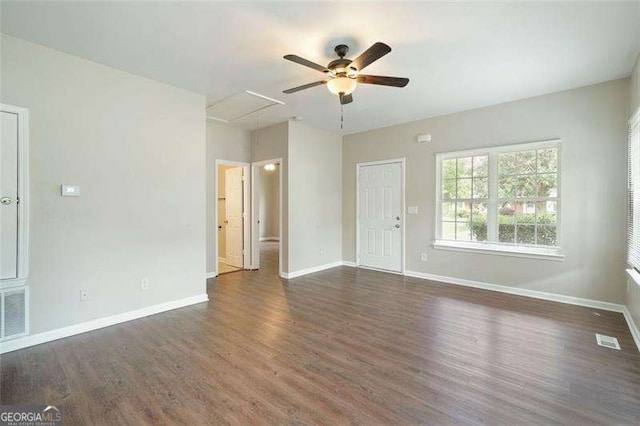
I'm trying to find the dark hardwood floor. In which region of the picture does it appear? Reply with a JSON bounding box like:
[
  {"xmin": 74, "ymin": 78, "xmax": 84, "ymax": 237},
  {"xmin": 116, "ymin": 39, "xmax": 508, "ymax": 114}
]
[{"xmin": 2, "ymin": 241, "xmax": 639, "ymax": 424}]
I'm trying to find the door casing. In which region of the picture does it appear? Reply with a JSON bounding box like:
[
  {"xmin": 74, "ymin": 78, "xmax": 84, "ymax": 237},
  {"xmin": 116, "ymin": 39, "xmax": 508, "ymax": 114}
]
[
  {"xmin": 0, "ymin": 104, "xmax": 29, "ymax": 289},
  {"xmin": 355, "ymin": 158, "xmax": 406, "ymax": 274}
]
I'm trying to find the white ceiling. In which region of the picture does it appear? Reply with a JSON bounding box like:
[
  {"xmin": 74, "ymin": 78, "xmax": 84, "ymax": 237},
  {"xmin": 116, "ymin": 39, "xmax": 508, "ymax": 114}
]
[{"xmin": 2, "ymin": 1, "xmax": 639, "ymax": 135}]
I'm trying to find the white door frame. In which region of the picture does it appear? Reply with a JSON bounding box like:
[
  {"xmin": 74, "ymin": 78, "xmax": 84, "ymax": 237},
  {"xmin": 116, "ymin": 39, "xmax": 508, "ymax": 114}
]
[
  {"xmin": 251, "ymin": 158, "xmax": 283, "ymax": 277},
  {"xmin": 355, "ymin": 158, "xmax": 406, "ymax": 274},
  {"xmin": 214, "ymin": 159, "xmax": 250, "ymax": 276},
  {"xmin": 0, "ymin": 104, "xmax": 29, "ymax": 289}
]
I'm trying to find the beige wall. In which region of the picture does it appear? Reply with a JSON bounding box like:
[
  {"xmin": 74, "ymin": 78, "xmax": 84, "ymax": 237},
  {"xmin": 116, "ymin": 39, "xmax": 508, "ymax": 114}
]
[
  {"xmin": 343, "ymin": 79, "xmax": 629, "ymax": 303},
  {"xmin": 258, "ymin": 165, "xmax": 279, "ymax": 239},
  {"xmin": 252, "ymin": 122, "xmax": 289, "ymax": 271},
  {"xmin": 206, "ymin": 121, "xmax": 251, "ymax": 273},
  {"xmin": 289, "ymin": 121, "xmax": 342, "ymax": 271},
  {"xmin": 0, "ymin": 35, "xmax": 206, "ymax": 334}
]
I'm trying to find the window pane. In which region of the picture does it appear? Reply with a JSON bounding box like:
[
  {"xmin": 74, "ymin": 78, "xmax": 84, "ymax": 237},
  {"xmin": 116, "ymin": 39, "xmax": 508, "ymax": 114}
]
[
  {"xmin": 457, "ymin": 157, "xmax": 472, "ymax": 177},
  {"xmin": 442, "ymin": 159, "xmax": 457, "ymax": 180},
  {"xmin": 516, "ymin": 175, "xmax": 537, "ymax": 197},
  {"xmin": 456, "ymin": 222, "xmax": 471, "ymax": 241},
  {"xmin": 517, "ymin": 150, "xmax": 537, "ymax": 174},
  {"xmin": 471, "ymin": 202, "xmax": 488, "ymax": 242},
  {"xmin": 442, "ymin": 222, "xmax": 456, "ymax": 240},
  {"xmin": 473, "ymin": 155, "xmax": 488, "ymax": 177},
  {"xmin": 472, "ymin": 177, "xmax": 488, "ymax": 198},
  {"xmin": 456, "ymin": 201, "xmax": 470, "ymax": 222},
  {"xmin": 516, "ymin": 224, "xmax": 536, "ymax": 244},
  {"xmin": 498, "ymin": 176, "xmax": 517, "ymax": 198},
  {"xmin": 442, "ymin": 202, "xmax": 456, "ymax": 221},
  {"xmin": 537, "ymin": 148, "xmax": 557, "ymax": 172},
  {"xmin": 499, "ymin": 224, "xmax": 515, "ymax": 243},
  {"xmin": 499, "ymin": 152, "xmax": 517, "ymax": 176},
  {"xmin": 498, "ymin": 201, "xmax": 515, "ymax": 242},
  {"xmin": 439, "ymin": 143, "xmax": 560, "ymax": 249},
  {"xmin": 515, "ymin": 202, "xmax": 536, "ymax": 223},
  {"xmin": 536, "ymin": 201, "xmax": 557, "ymax": 224},
  {"xmin": 457, "ymin": 178, "xmax": 472, "ymax": 199},
  {"xmin": 498, "ymin": 201, "xmax": 516, "ymax": 221},
  {"xmin": 442, "ymin": 179, "xmax": 456, "ymax": 200},
  {"xmin": 537, "ymin": 173, "xmax": 557, "ymax": 197},
  {"xmin": 537, "ymin": 225, "xmax": 557, "ymax": 246}
]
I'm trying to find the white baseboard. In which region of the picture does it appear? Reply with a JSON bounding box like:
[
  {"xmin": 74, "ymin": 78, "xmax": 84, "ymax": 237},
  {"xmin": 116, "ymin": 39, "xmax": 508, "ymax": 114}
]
[
  {"xmin": 622, "ymin": 306, "xmax": 640, "ymax": 351},
  {"xmin": 404, "ymin": 270, "xmax": 624, "ymax": 312},
  {"xmin": 206, "ymin": 271, "xmax": 217, "ymax": 279},
  {"xmin": 217, "ymin": 257, "xmax": 226, "ymax": 263},
  {"xmin": 281, "ymin": 261, "xmax": 344, "ymax": 279},
  {"xmin": 0, "ymin": 293, "xmax": 209, "ymax": 354},
  {"xmin": 259, "ymin": 237, "xmax": 280, "ymax": 242},
  {"xmin": 341, "ymin": 260, "xmax": 357, "ymax": 267}
]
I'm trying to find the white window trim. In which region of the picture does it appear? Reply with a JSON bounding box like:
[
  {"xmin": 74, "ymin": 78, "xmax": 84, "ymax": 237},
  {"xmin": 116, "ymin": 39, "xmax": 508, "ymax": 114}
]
[{"xmin": 434, "ymin": 139, "xmax": 563, "ymax": 260}]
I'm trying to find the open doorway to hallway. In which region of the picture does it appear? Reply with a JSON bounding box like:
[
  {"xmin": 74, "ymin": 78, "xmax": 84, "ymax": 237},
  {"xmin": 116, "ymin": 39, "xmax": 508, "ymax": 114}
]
[
  {"xmin": 251, "ymin": 159, "xmax": 282, "ymax": 275},
  {"xmin": 216, "ymin": 161, "xmax": 250, "ymax": 275}
]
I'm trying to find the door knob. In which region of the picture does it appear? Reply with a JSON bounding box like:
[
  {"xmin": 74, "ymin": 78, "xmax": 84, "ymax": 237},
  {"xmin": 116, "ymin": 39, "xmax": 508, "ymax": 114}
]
[
  {"xmin": 396, "ymin": 216, "xmax": 401, "ymax": 220},
  {"xmin": 395, "ymin": 224, "xmax": 400, "ymax": 228},
  {"xmin": 0, "ymin": 197, "xmax": 12, "ymax": 205}
]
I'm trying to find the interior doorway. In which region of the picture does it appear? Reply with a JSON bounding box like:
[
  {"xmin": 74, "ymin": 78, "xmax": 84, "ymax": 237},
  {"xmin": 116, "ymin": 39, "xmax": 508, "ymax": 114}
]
[
  {"xmin": 251, "ymin": 159, "xmax": 282, "ymax": 276},
  {"xmin": 215, "ymin": 160, "xmax": 250, "ymax": 275}
]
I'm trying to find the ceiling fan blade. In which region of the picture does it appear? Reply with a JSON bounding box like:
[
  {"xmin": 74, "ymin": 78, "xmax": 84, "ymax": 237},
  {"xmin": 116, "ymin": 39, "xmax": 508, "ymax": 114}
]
[
  {"xmin": 283, "ymin": 54, "xmax": 329, "ymax": 73},
  {"xmin": 350, "ymin": 42, "xmax": 392, "ymax": 71},
  {"xmin": 283, "ymin": 80, "xmax": 327, "ymax": 94},
  {"xmin": 356, "ymin": 75, "xmax": 409, "ymax": 87},
  {"xmin": 340, "ymin": 93, "xmax": 353, "ymax": 105}
]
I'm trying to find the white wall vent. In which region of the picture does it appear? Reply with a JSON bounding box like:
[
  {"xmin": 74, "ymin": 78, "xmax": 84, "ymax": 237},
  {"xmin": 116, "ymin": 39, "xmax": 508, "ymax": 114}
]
[
  {"xmin": 1, "ymin": 286, "xmax": 28, "ymax": 341},
  {"xmin": 595, "ymin": 333, "xmax": 621, "ymax": 350}
]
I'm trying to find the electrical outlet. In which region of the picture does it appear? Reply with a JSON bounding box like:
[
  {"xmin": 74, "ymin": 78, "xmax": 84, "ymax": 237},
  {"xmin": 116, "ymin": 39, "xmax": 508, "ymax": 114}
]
[
  {"xmin": 420, "ymin": 253, "xmax": 428, "ymax": 262},
  {"xmin": 80, "ymin": 289, "xmax": 89, "ymax": 301},
  {"xmin": 140, "ymin": 278, "xmax": 150, "ymax": 291}
]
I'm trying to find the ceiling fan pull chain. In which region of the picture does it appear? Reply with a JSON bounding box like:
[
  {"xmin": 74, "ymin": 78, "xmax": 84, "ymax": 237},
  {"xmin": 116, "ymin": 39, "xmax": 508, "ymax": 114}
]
[{"xmin": 341, "ymin": 103, "xmax": 344, "ymax": 130}]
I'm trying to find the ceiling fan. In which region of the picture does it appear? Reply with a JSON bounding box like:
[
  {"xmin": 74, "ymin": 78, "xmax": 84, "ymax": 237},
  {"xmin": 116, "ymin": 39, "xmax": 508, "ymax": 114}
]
[{"xmin": 282, "ymin": 42, "xmax": 409, "ymax": 105}]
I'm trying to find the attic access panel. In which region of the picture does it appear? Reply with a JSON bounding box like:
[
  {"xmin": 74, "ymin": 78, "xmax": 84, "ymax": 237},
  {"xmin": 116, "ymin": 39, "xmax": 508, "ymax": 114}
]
[{"xmin": 206, "ymin": 91, "xmax": 284, "ymax": 123}]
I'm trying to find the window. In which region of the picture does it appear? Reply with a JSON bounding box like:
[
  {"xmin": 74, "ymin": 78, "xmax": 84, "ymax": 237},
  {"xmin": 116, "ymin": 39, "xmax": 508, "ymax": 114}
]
[
  {"xmin": 628, "ymin": 110, "xmax": 640, "ymax": 271},
  {"xmin": 435, "ymin": 140, "xmax": 562, "ymax": 259}
]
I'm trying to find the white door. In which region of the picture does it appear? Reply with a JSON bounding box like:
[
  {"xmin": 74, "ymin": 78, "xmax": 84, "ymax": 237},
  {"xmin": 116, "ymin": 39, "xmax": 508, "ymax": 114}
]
[
  {"xmin": 225, "ymin": 167, "xmax": 244, "ymax": 268},
  {"xmin": 358, "ymin": 161, "xmax": 403, "ymax": 272},
  {"xmin": 1, "ymin": 111, "xmax": 19, "ymax": 279}
]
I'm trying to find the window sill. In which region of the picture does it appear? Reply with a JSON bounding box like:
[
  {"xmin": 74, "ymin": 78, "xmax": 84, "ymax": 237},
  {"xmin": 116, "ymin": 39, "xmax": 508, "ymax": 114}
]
[
  {"xmin": 432, "ymin": 240, "xmax": 565, "ymax": 261},
  {"xmin": 626, "ymin": 268, "xmax": 640, "ymax": 287}
]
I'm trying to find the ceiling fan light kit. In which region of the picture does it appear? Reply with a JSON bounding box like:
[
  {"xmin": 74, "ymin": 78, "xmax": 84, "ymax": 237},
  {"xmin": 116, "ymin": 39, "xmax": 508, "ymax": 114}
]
[
  {"xmin": 282, "ymin": 42, "xmax": 410, "ymax": 128},
  {"xmin": 327, "ymin": 76, "xmax": 357, "ymax": 95}
]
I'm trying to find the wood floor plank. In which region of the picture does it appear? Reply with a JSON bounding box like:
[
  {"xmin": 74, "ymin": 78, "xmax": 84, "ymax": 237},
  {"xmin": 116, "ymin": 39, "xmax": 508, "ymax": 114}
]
[{"xmin": 1, "ymin": 241, "xmax": 639, "ymax": 425}]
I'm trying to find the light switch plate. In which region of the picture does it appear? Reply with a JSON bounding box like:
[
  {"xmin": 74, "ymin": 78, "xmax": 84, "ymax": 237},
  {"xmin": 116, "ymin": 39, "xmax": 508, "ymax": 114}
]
[
  {"xmin": 408, "ymin": 206, "xmax": 419, "ymax": 214},
  {"xmin": 61, "ymin": 185, "xmax": 80, "ymax": 197}
]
